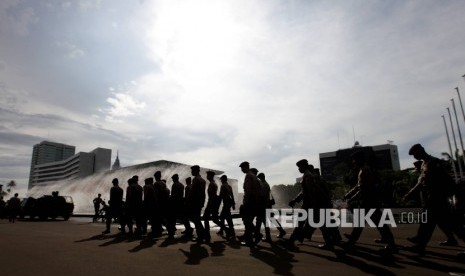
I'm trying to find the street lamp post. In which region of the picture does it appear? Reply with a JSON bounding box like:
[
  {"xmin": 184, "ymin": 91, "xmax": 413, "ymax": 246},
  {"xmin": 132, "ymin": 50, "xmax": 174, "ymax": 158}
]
[
  {"xmin": 448, "ymin": 107, "xmax": 463, "ymax": 179},
  {"xmin": 451, "ymin": 98, "xmax": 465, "ymax": 177},
  {"xmin": 443, "ymin": 115, "xmax": 458, "ymax": 181}
]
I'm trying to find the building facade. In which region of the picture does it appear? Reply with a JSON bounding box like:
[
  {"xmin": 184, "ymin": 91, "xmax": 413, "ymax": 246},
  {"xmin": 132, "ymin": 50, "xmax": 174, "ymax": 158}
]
[
  {"xmin": 319, "ymin": 143, "xmax": 400, "ymax": 181},
  {"xmin": 28, "ymin": 141, "xmax": 76, "ymax": 189},
  {"xmin": 28, "ymin": 159, "xmax": 237, "ymax": 214},
  {"xmin": 29, "ymin": 142, "xmax": 111, "ymax": 188}
]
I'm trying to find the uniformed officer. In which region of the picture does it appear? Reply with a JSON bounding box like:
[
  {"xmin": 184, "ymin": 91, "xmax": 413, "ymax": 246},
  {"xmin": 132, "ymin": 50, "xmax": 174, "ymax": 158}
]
[
  {"xmin": 186, "ymin": 165, "xmax": 207, "ymax": 243},
  {"xmin": 203, "ymin": 171, "xmax": 227, "ymax": 242},
  {"xmin": 153, "ymin": 171, "xmax": 169, "ymax": 237},
  {"xmin": 239, "ymin": 161, "xmax": 261, "ymax": 246},
  {"xmin": 288, "ymin": 159, "xmax": 335, "ymax": 250},
  {"xmin": 181, "ymin": 177, "xmax": 194, "ymax": 236},
  {"xmin": 167, "ymin": 174, "xmax": 184, "ymax": 239},
  {"xmin": 143, "ymin": 177, "xmax": 156, "ymax": 236},
  {"xmin": 407, "ymin": 144, "xmax": 463, "ymax": 254},
  {"xmin": 343, "ymin": 152, "xmax": 397, "ymax": 254},
  {"xmin": 218, "ymin": 175, "xmax": 236, "ymax": 238},
  {"xmin": 102, "ymin": 178, "xmax": 124, "ymax": 234}
]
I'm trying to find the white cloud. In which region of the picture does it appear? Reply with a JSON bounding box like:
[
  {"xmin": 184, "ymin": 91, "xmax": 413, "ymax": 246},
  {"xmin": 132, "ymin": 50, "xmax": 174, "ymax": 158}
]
[
  {"xmin": 101, "ymin": 92, "xmax": 146, "ymax": 121},
  {"xmin": 54, "ymin": 41, "xmax": 85, "ymax": 59}
]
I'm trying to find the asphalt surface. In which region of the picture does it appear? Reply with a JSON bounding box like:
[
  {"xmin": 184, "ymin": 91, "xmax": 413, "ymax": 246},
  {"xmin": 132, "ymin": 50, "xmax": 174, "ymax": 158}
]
[{"xmin": 1, "ymin": 218, "xmax": 465, "ymax": 276}]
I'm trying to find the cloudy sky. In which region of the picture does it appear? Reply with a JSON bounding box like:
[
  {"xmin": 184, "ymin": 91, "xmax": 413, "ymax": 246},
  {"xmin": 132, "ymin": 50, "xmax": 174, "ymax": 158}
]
[{"xmin": 1, "ymin": 0, "xmax": 465, "ymax": 195}]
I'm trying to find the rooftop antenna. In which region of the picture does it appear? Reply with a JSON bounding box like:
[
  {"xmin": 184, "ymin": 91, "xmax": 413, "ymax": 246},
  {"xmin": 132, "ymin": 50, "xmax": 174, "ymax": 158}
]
[{"xmin": 352, "ymin": 125, "xmax": 356, "ymax": 144}]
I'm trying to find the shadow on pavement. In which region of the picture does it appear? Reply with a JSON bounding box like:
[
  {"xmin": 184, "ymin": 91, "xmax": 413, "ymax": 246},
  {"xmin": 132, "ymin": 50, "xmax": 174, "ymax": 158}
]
[
  {"xmin": 99, "ymin": 234, "xmax": 129, "ymax": 247},
  {"xmin": 250, "ymin": 243, "xmax": 296, "ymax": 276},
  {"xmin": 129, "ymin": 238, "xmax": 157, "ymax": 252},
  {"xmin": 74, "ymin": 234, "xmax": 115, "ymax": 243},
  {"xmin": 179, "ymin": 244, "xmax": 209, "ymax": 265},
  {"xmin": 207, "ymin": 241, "xmax": 226, "ymax": 257}
]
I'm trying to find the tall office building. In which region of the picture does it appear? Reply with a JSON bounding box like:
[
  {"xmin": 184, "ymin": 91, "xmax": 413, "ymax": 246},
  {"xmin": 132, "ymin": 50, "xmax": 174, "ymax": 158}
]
[
  {"xmin": 28, "ymin": 141, "xmax": 75, "ymax": 189},
  {"xmin": 28, "ymin": 141, "xmax": 111, "ymax": 189}
]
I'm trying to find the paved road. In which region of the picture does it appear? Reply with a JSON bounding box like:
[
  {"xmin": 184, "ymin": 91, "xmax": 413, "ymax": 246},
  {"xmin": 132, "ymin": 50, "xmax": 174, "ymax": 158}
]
[{"xmin": 1, "ymin": 218, "xmax": 465, "ymax": 276}]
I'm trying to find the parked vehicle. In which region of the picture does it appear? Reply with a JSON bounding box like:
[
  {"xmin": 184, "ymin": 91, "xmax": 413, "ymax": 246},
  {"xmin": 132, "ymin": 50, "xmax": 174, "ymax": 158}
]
[
  {"xmin": 20, "ymin": 197, "xmax": 38, "ymax": 219},
  {"xmin": 20, "ymin": 192, "xmax": 74, "ymax": 220}
]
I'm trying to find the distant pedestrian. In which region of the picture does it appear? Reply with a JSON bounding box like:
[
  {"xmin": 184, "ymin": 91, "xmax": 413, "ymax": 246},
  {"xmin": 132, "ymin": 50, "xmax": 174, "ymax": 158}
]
[
  {"xmin": 8, "ymin": 193, "xmax": 21, "ymax": 223},
  {"xmin": 93, "ymin": 193, "xmax": 104, "ymax": 222},
  {"xmin": 0, "ymin": 196, "xmax": 6, "ymax": 220}
]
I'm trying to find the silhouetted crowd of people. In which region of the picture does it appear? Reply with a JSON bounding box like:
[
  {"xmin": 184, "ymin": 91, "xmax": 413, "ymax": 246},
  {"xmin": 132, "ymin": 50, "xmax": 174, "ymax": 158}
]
[
  {"xmin": 101, "ymin": 166, "xmax": 238, "ymax": 243},
  {"xmin": 94, "ymin": 143, "xmax": 465, "ymax": 259}
]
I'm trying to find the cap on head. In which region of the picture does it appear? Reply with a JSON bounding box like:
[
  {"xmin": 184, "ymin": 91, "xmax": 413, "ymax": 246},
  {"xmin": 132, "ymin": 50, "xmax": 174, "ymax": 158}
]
[
  {"xmin": 220, "ymin": 175, "xmax": 227, "ymax": 181},
  {"xmin": 296, "ymin": 159, "xmax": 308, "ymax": 167},
  {"xmin": 409, "ymin": 144, "xmax": 424, "ymax": 155},
  {"xmin": 185, "ymin": 177, "xmax": 192, "ymax": 182},
  {"xmin": 206, "ymin": 171, "xmax": 215, "ymax": 177},
  {"xmin": 191, "ymin": 165, "xmax": 200, "ymax": 170},
  {"xmin": 239, "ymin": 161, "xmax": 249, "ymax": 168},
  {"xmin": 144, "ymin": 177, "xmax": 154, "ymax": 184}
]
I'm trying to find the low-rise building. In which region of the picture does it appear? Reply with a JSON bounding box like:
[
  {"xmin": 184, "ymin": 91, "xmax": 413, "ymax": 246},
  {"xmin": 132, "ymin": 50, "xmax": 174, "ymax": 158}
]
[{"xmin": 319, "ymin": 142, "xmax": 400, "ymax": 181}]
